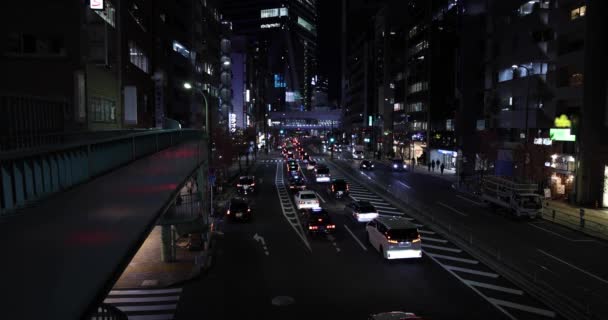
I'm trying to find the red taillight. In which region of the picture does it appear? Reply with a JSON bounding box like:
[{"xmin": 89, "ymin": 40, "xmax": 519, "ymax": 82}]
[
  {"xmin": 331, "ymin": 186, "xmax": 335, "ymax": 192},
  {"xmin": 347, "ymin": 184, "xmax": 350, "ymax": 191},
  {"xmin": 327, "ymin": 224, "xmax": 335, "ymax": 229},
  {"xmin": 309, "ymin": 226, "xmax": 318, "ymax": 230}
]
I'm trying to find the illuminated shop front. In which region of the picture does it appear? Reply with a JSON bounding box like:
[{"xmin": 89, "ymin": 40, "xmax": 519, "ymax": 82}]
[
  {"xmin": 430, "ymin": 149, "xmax": 457, "ymax": 170},
  {"xmin": 545, "ymin": 154, "xmax": 576, "ymax": 201}
]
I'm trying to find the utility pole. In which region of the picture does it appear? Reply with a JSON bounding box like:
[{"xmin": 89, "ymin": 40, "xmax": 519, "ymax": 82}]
[{"xmin": 512, "ymin": 65, "xmax": 532, "ymax": 182}]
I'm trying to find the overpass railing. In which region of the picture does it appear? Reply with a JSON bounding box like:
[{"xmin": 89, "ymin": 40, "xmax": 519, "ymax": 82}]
[{"xmin": 0, "ymin": 129, "xmax": 203, "ymax": 216}]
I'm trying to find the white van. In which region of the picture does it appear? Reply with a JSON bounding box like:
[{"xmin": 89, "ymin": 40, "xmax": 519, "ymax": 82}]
[{"xmin": 366, "ymin": 216, "xmax": 422, "ymax": 260}]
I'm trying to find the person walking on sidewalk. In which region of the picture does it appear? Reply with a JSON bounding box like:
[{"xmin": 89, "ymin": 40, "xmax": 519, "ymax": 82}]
[
  {"xmin": 428, "ymin": 161, "xmax": 432, "ymax": 172},
  {"xmin": 440, "ymin": 163, "xmax": 445, "ymax": 175},
  {"xmin": 431, "ymin": 160, "xmax": 436, "ymax": 172}
]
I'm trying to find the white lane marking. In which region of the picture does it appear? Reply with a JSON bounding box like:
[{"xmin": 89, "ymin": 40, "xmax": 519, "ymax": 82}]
[
  {"xmin": 464, "ymin": 279, "xmax": 524, "ymax": 295},
  {"xmin": 437, "ymin": 201, "xmax": 469, "ymax": 217},
  {"xmin": 370, "ymin": 203, "xmax": 397, "ymax": 210},
  {"xmin": 488, "ymin": 298, "xmax": 556, "ymax": 318},
  {"xmin": 424, "ymin": 254, "xmax": 516, "ymax": 320},
  {"xmin": 129, "ymin": 315, "xmax": 175, "ymax": 320},
  {"xmin": 418, "ymin": 229, "xmax": 436, "ymax": 235},
  {"xmin": 446, "ymin": 265, "xmax": 499, "ymax": 278},
  {"xmin": 421, "ymin": 243, "xmax": 462, "ymax": 253},
  {"xmin": 316, "ymin": 192, "xmax": 327, "ymax": 203},
  {"xmin": 425, "ymin": 252, "xmax": 479, "ymax": 264},
  {"xmin": 348, "ymin": 192, "xmax": 374, "ymax": 198},
  {"xmin": 253, "ymin": 233, "xmax": 270, "ymax": 256},
  {"xmin": 108, "ymin": 288, "xmax": 182, "ymax": 295},
  {"xmin": 344, "ymin": 224, "xmax": 368, "ymax": 251},
  {"xmin": 116, "ymin": 304, "xmax": 177, "ymax": 312},
  {"xmin": 421, "ymin": 236, "xmax": 448, "ymax": 244},
  {"xmin": 538, "ymin": 249, "xmax": 608, "ymax": 285},
  {"xmin": 104, "ymin": 296, "xmax": 180, "ymax": 304},
  {"xmin": 378, "ymin": 210, "xmax": 409, "ymax": 217},
  {"xmin": 275, "ymin": 163, "xmax": 312, "ymax": 252},
  {"xmin": 456, "ymin": 194, "xmax": 483, "ymax": 205},
  {"xmin": 528, "ymin": 223, "xmax": 595, "ymax": 242},
  {"xmin": 397, "ymin": 181, "xmax": 412, "ymax": 189}
]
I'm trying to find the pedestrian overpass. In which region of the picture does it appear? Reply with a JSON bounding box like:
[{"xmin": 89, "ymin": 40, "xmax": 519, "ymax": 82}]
[
  {"xmin": 0, "ymin": 129, "xmax": 209, "ymax": 319},
  {"xmin": 269, "ymin": 109, "xmax": 342, "ymax": 130}
]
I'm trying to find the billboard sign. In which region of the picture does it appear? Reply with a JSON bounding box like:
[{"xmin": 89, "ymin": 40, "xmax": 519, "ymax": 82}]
[
  {"xmin": 550, "ymin": 128, "xmax": 576, "ymax": 142},
  {"xmin": 90, "ymin": 0, "xmax": 104, "ymax": 10}
]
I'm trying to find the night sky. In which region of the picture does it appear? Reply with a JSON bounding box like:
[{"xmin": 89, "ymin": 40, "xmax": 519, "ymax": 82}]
[{"xmin": 317, "ymin": 0, "xmax": 341, "ymax": 104}]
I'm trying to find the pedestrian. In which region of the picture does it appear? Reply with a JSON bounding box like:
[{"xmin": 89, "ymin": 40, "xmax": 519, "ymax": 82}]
[
  {"xmin": 427, "ymin": 161, "xmax": 431, "ymax": 172},
  {"xmin": 440, "ymin": 162, "xmax": 445, "ymax": 175},
  {"xmin": 431, "ymin": 160, "xmax": 436, "ymax": 171}
]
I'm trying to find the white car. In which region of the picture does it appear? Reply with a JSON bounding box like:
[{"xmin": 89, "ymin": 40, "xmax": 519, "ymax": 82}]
[
  {"xmin": 294, "ymin": 190, "xmax": 320, "ymax": 210},
  {"xmin": 344, "ymin": 201, "xmax": 379, "ymax": 222},
  {"xmin": 352, "ymin": 150, "xmax": 364, "ymax": 159},
  {"xmin": 306, "ymin": 161, "xmax": 317, "ymax": 171},
  {"xmin": 366, "ymin": 216, "xmax": 422, "ymax": 260}
]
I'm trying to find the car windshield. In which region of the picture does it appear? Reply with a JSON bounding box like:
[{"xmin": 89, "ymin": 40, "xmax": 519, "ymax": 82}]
[
  {"xmin": 387, "ymin": 228, "xmax": 419, "ymax": 242},
  {"xmin": 239, "ymin": 177, "xmax": 254, "ymax": 184},
  {"xmin": 521, "ymin": 196, "xmax": 541, "ymax": 209},
  {"xmin": 316, "ymin": 168, "xmax": 329, "ymax": 174},
  {"xmin": 300, "ymin": 193, "xmax": 317, "ymax": 200},
  {"xmin": 230, "ymin": 201, "xmax": 248, "ymax": 211},
  {"xmin": 392, "ymin": 159, "xmax": 403, "ymax": 164},
  {"xmin": 333, "ymin": 180, "xmax": 347, "ymax": 188},
  {"xmin": 309, "ymin": 212, "xmax": 330, "ymax": 222}
]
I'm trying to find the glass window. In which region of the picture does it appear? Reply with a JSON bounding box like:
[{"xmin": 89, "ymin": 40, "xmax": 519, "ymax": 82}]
[
  {"xmin": 260, "ymin": 8, "xmax": 279, "ymax": 18},
  {"xmin": 297, "ymin": 17, "xmax": 315, "ymax": 33},
  {"xmin": 498, "ymin": 68, "xmax": 514, "ymax": 82},
  {"xmin": 90, "ymin": 96, "xmax": 117, "ymax": 123},
  {"xmin": 571, "ymin": 6, "xmax": 586, "ymax": 20},
  {"xmin": 128, "ymin": 41, "xmax": 149, "ymax": 73},
  {"xmin": 172, "ymin": 41, "xmax": 190, "ymax": 58}
]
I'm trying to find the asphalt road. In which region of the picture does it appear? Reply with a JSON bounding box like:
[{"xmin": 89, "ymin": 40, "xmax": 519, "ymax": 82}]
[
  {"xmin": 175, "ymin": 150, "xmax": 568, "ymax": 320},
  {"xmin": 325, "ymin": 146, "xmax": 608, "ymax": 319}
]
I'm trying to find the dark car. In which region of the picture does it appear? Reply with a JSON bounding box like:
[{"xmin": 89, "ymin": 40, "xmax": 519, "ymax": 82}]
[
  {"xmin": 328, "ymin": 178, "xmax": 349, "ymax": 199},
  {"xmin": 226, "ymin": 197, "xmax": 252, "ymax": 221},
  {"xmin": 391, "ymin": 158, "xmax": 408, "ymax": 171},
  {"xmin": 301, "ymin": 208, "xmax": 336, "ymax": 234},
  {"xmin": 360, "ymin": 160, "xmax": 375, "ymax": 170},
  {"xmin": 236, "ymin": 176, "xmax": 256, "ymax": 195},
  {"xmin": 288, "ymin": 176, "xmax": 307, "ymax": 192}
]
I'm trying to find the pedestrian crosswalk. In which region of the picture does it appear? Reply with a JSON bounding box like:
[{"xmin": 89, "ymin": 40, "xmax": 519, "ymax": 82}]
[
  {"xmin": 259, "ymin": 157, "xmax": 327, "ymax": 163},
  {"xmin": 99, "ymin": 287, "xmax": 183, "ymax": 320},
  {"xmin": 325, "ymin": 162, "xmax": 557, "ymax": 320}
]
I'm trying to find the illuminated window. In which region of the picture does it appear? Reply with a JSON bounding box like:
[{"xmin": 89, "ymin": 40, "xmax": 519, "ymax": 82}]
[
  {"xmin": 172, "ymin": 41, "xmax": 190, "ymax": 58},
  {"xmin": 260, "ymin": 23, "xmax": 281, "ymax": 29},
  {"xmin": 570, "ymin": 6, "xmax": 586, "ymax": 20},
  {"xmin": 297, "ymin": 17, "xmax": 315, "ymax": 33},
  {"xmin": 261, "ymin": 8, "xmax": 287, "ymax": 18},
  {"xmin": 569, "ymin": 73, "xmax": 584, "ymax": 87},
  {"xmin": 128, "ymin": 41, "xmax": 149, "ymax": 73},
  {"xmin": 90, "ymin": 96, "xmax": 116, "ymax": 122},
  {"xmin": 408, "ymin": 82, "xmax": 428, "ymax": 94},
  {"xmin": 393, "ymin": 103, "xmax": 404, "ymax": 112},
  {"xmin": 407, "ymin": 102, "xmax": 424, "ymax": 112}
]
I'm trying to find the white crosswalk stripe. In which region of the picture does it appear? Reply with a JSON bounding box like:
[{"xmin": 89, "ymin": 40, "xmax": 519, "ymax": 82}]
[{"xmin": 99, "ymin": 287, "xmax": 183, "ymax": 320}]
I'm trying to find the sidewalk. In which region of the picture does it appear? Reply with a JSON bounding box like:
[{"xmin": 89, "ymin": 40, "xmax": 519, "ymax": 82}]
[
  {"xmin": 378, "ymin": 158, "xmax": 458, "ymax": 183},
  {"xmin": 542, "ymin": 199, "xmax": 608, "ymax": 240}
]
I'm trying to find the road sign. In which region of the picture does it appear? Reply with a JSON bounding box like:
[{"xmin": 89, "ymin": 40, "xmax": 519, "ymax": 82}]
[{"xmin": 209, "ymin": 175, "xmax": 216, "ymax": 186}]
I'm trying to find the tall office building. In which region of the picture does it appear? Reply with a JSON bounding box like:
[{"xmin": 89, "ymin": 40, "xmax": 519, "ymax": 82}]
[{"xmin": 220, "ymin": 0, "xmax": 319, "ymax": 112}]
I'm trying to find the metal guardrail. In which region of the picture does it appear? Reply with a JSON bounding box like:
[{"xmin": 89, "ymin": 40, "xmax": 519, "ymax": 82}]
[
  {"xmin": 541, "ymin": 204, "xmax": 608, "ymax": 240},
  {"xmin": 330, "ymin": 159, "xmax": 608, "ymax": 320},
  {"xmin": 0, "ymin": 129, "xmax": 203, "ymax": 216},
  {"xmin": 88, "ymin": 303, "xmax": 127, "ymax": 320}
]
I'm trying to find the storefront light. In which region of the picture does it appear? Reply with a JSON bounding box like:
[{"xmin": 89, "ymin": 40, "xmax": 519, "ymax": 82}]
[
  {"xmin": 567, "ymin": 156, "xmax": 575, "ymax": 162},
  {"xmin": 551, "ymin": 154, "xmax": 558, "ymax": 160}
]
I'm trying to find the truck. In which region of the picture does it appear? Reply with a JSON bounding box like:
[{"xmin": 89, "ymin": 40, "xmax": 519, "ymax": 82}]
[{"xmin": 480, "ymin": 175, "xmax": 542, "ymax": 218}]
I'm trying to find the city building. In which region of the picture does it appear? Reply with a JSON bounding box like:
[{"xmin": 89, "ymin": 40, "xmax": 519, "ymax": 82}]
[{"xmin": 220, "ymin": 0, "xmax": 319, "ymax": 112}]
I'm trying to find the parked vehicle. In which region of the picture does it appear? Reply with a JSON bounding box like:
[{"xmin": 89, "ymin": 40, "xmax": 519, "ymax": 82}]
[{"xmin": 480, "ymin": 175, "xmax": 542, "ymax": 218}]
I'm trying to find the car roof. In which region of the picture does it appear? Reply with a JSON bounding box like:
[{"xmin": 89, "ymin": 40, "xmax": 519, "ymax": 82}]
[
  {"xmin": 375, "ymin": 216, "xmax": 417, "ymax": 229},
  {"xmin": 298, "ymin": 190, "xmax": 316, "ymax": 196}
]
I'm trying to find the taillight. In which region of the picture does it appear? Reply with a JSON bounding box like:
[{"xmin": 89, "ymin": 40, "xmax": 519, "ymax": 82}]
[
  {"xmin": 309, "ymin": 226, "xmax": 318, "ymax": 230},
  {"xmin": 388, "ymin": 239, "xmax": 398, "ymax": 244},
  {"xmin": 412, "ymin": 236, "xmax": 421, "ymax": 243},
  {"xmin": 299, "ymin": 201, "xmax": 305, "ymax": 204},
  {"xmin": 247, "ymin": 208, "xmax": 251, "ymax": 212},
  {"xmin": 331, "ymin": 186, "xmax": 335, "ymax": 192},
  {"xmin": 347, "ymin": 184, "xmax": 350, "ymax": 191},
  {"xmin": 327, "ymin": 224, "xmax": 335, "ymax": 229},
  {"xmin": 236, "ymin": 184, "xmax": 242, "ymax": 187}
]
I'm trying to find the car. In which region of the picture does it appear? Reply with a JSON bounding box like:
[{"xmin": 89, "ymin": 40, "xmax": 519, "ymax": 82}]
[
  {"xmin": 301, "ymin": 153, "xmax": 310, "ymax": 163},
  {"xmin": 286, "ymin": 153, "xmax": 294, "ymax": 160},
  {"xmin": 360, "ymin": 160, "xmax": 375, "ymax": 170},
  {"xmin": 368, "ymin": 311, "xmax": 424, "ymax": 320},
  {"xmin": 287, "ymin": 161, "xmax": 299, "ymax": 172},
  {"xmin": 226, "ymin": 197, "xmax": 252, "ymax": 221},
  {"xmin": 366, "ymin": 216, "xmax": 422, "ymax": 260},
  {"xmin": 344, "ymin": 200, "xmax": 379, "ymax": 222},
  {"xmin": 294, "ymin": 190, "xmax": 320, "ymax": 210},
  {"xmin": 301, "ymin": 208, "xmax": 336, "ymax": 234},
  {"xmin": 328, "ymin": 179, "xmax": 349, "ymax": 199},
  {"xmin": 288, "ymin": 176, "xmax": 307, "ymax": 192},
  {"xmin": 236, "ymin": 176, "xmax": 256, "ymax": 195},
  {"xmin": 391, "ymin": 158, "xmax": 408, "ymax": 171},
  {"xmin": 353, "ymin": 150, "xmax": 365, "ymax": 159},
  {"xmin": 314, "ymin": 163, "xmax": 327, "ymax": 173},
  {"xmin": 314, "ymin": 167, "xmax": 331, "ymax": 182},
  {"xmin": 306, "ymin": 160, "xmax": 317, "ymax": 171}
]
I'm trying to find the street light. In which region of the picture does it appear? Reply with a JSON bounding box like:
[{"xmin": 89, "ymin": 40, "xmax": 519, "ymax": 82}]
[
  {"xmin": 512, "ymin": 64, "xmax": 533, "ymax": 180},
  {"xmin": 183, "ymin": 82, "xmax": 192, "ymax": 89}
]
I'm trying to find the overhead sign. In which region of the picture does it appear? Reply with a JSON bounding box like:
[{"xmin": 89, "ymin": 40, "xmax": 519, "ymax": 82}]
[
  {"xmin": 90, "ymin": 0, "xmax": 104, "ymax": 10},
  {"xmin": 554, "ymin": 114, "xmax": 572, "ymax": 128},
  {"xmin": 550, "ymin": 128, "xmax": 576, "ymax": 142}
]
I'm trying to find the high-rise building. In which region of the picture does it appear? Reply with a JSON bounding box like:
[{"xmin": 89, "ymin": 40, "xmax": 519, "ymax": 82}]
[{"xmin": 220, "ymin": 0, "xmax": 319, "ymax": 112}]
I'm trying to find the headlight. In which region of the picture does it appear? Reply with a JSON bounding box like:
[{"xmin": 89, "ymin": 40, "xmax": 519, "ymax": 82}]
[
  {"xmin": 403, "ymin": 164, "xmax": 407, "ymax": 168},
  {"xmin": 371, "ymin": 164, "xmax": 375, "ymax": 168},
  {"xmin": 362, "ymin": 164, "xmax": 367, "ymax": 167},
  {"xmin": 393, "ymin": 164, "xmax": 398, "ymax": 168}
]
